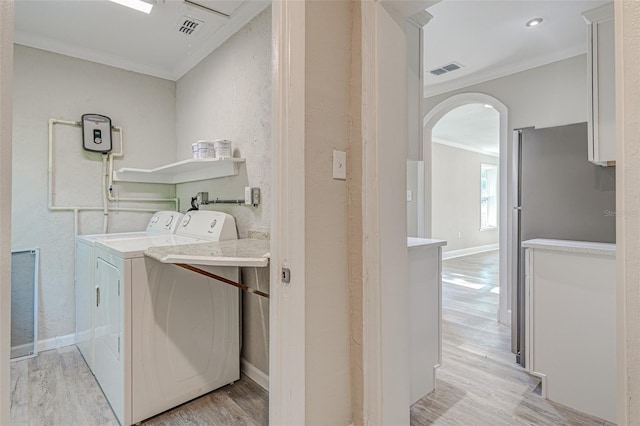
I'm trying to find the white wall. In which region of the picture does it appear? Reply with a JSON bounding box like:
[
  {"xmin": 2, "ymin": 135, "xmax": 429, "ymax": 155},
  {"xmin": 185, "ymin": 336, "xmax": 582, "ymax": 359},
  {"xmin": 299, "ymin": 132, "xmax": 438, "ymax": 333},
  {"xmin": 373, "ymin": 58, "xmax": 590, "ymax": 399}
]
[
  {"xmin": 304, "ymin": 1, "xmax": 352, "ymax": 423},
  {"xmin": 12, "ymin": 45, "xmax": 177, "ymax": 341},
  {"xmin": 175, "ymin": 8, "xmax": 271, "ymax": 239},
  {"xmin": 432, "ymin": 144, "xmax": 498, "ymax": 252},
  {"xmin": 173, "ymin": 7, "xmax": 271, "ymax": 381},
  {"xmin": 424, "ymin": 54, "xmax": 589, "ymax": 134}
]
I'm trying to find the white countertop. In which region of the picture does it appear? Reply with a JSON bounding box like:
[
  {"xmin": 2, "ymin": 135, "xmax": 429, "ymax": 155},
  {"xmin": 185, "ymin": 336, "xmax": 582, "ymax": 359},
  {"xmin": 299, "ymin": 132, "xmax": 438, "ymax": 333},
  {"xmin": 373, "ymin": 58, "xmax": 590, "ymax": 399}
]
[
  {"xmin": 522, "ymin": 238, "xmax": 616, "ymax": 256},
  {"xmin": 145, "ymin": 238, "xmax": 271, "ymax": 267},
  {"xmin": 407, "ymin": 237, "xmax": 447, "ymax": 248}
]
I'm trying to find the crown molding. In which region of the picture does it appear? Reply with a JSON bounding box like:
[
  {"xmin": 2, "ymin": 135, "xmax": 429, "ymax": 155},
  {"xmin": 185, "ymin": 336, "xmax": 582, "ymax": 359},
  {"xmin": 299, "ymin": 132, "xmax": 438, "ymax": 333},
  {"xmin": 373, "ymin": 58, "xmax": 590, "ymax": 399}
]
[
  {"xmin": 424, "ymin": 46, "xmax": 586, "ymax": 98},
  {"xmin": 14, "ymin": 0, "xmax": 270, "ymax": 82}
]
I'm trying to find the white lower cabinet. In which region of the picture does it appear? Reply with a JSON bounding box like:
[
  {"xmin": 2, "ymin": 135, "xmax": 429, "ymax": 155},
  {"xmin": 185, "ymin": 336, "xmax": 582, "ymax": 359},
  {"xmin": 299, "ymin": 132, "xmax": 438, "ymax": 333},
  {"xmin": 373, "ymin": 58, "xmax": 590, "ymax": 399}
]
[
  {"xmin": 408, "ymin": 238, "xmax": 446, "ymax": 404},
  {"xmin": 523, "ymin": 240, "xmax": 616, "ymax": 423}
]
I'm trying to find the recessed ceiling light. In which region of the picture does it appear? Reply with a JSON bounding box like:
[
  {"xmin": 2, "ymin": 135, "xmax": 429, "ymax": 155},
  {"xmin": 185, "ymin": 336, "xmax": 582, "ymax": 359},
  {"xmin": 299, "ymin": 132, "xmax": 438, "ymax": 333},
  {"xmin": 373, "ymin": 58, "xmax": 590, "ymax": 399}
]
[
  {"xmin": 109, "ymin": 0, "xmax": 153, "ymax": 14},
  {"xmin": 526, "ymin": 18, "xmax": 543, "ymax": 27}
]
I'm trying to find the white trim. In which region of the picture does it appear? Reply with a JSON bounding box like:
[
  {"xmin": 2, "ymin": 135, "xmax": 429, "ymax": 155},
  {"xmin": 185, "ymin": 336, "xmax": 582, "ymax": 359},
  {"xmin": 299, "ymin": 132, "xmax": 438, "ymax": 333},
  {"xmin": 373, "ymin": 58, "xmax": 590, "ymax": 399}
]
[
  {"xmin": 361, "ymin": 2, "xmax": 383, "ymax": 423},
  {"xmin": 424, "ymin": 48, "xmax": 586, "ymax": 98},
  {"xmin": 432, "ymin": 137, "xmax": 499, "ymax": 158},
  {"xmin": 10, "ymin": 333, "xmax": 77, "ymax": 357},
  {"xmin": 13, "ymin": 35, "xmax": 175, "ymax": 81},
  {"xmin": 36, "ymin": 333, "xmax": 76, "ymax": 353},
  {"xmin": 423, "ymin": 92, "xmax": 509, "ymax": 326},
  {"xmin": 240, "ymin": 358, "xmax": 269, "ymax": 391},
  {"xmin": 442, "ymin": 243, "xmax": 499, "ymax": 260},
  {"xmin": 269, "ymin": 1, "xmax": 305, "ymax": 424}
]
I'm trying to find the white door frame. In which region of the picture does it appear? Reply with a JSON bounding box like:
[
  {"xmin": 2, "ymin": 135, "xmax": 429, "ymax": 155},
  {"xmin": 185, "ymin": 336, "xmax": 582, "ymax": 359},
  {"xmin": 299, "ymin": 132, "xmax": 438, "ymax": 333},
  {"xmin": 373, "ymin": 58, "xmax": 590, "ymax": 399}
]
[
  {"xmin": 269, "ymin": 0, "xmax": 306, "ymax": 424},
  {"xmin": 423, "ymin": 93, "xmax": 510, "ymax": 325},
  {"xmin": 0, "ymin": 2, "xmax": 13, "ymax": 424},
  {"xmin": 0, "ymin": 1, "xmax": 308, "ymax": 424},
  {"xmin": 361, "ymin": 1, "xmax": 436, "ymax": 424}
]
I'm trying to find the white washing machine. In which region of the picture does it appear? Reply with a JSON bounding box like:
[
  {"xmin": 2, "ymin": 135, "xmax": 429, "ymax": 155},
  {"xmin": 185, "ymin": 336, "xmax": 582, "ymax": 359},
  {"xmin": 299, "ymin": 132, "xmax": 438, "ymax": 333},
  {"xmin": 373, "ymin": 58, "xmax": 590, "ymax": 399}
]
[
  {"xmin": 91, "ymin": 211, "xmax": 240, "ymax": 425},
  {"xmin": 75, "ymin": 211, "xmax": 183, "ymax": 371}
]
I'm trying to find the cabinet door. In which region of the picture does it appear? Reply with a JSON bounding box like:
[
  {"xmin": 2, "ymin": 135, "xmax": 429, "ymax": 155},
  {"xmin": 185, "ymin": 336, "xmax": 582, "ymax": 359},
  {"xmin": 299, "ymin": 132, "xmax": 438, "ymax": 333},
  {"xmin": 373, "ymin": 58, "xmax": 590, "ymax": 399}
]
[
  {"xmin": 585, "ymin": 3, "xmax": 615, "ymax": 165},
  {"xmin": 94, "ymin": 257, "xmax": 123, "ymax": 420}
]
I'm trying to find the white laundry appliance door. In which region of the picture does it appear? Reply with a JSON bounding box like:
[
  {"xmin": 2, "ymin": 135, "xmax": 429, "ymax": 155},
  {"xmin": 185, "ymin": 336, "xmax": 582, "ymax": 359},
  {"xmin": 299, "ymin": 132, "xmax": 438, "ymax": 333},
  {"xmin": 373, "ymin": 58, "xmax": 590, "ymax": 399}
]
[
  {"xmin": 94, "ymin": 255, "xmax": 125, "ymax": 423},
  {"xmin": 132, "ymin": 258, "xmax": 240, "ymax": 423}
]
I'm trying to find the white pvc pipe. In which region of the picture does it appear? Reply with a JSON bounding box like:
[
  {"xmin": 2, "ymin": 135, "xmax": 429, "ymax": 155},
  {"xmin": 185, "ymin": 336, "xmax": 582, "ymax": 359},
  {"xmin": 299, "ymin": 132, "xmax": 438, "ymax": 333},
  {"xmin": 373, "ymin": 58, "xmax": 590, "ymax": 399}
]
[
  {"xmin": 102, "ymin": 155, "xmax": 109, "ymax": 233},
  {"xmin": 49, "ymin": 119, "xmax": 177, "ymax": 213},
  {"xmin": 107, "ymin": 126, "xmax": 179, "ymax": 208},
  {"xmin": 74, "ymin": 209, "xmax": 79, "ymax": 237}
]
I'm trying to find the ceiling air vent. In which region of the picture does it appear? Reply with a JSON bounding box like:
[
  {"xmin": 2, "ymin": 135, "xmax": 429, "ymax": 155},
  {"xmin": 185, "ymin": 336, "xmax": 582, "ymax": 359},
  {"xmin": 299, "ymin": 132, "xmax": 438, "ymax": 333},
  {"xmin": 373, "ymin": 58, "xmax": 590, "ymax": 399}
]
[
  {"xmin": 429, "ymin": 62, "xmax": 464, "ymax": 76},
  {"xmin": 177, "ymin": 16, "xmax": 203, "ymax": 36}
]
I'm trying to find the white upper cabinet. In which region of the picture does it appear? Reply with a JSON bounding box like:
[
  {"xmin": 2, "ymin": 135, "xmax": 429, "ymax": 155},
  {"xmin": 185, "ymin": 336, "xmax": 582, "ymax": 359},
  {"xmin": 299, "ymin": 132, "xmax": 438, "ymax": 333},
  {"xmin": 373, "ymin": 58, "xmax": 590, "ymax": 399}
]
[{"xmin": 583, "ymin": 3, "xmax": 616, "ymax": 166}]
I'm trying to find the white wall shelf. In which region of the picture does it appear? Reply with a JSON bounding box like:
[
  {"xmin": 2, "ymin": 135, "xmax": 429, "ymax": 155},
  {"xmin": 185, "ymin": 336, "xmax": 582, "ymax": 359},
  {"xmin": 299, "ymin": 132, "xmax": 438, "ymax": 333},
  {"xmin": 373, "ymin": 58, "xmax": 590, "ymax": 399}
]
[{"xmin": 112, "ymin": 158, "xmax": 245, "ymax": 184}]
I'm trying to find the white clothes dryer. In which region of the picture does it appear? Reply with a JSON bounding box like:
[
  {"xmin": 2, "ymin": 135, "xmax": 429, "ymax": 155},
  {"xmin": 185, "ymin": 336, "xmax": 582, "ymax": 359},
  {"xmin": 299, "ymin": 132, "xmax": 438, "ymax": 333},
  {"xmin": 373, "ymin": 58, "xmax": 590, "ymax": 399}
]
[
  {"xmin": 91, "ymin": 211, "xmax": 240, "ymax": 425},
  {"xmin": 75, "ymin": 211, "xmax": 183, "ymax": 371}
]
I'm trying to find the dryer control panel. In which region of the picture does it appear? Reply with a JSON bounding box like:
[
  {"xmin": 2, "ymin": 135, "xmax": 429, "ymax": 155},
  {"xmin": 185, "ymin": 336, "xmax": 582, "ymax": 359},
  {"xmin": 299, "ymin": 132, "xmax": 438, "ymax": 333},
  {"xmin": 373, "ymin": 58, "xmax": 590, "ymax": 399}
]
[
  {"xmin": 146, "ymin": 211, "xmax": 184, "ymax": 234},
  {"xmin": 82, "ymin": 114, "xmax": 112, "ymax": 153}
]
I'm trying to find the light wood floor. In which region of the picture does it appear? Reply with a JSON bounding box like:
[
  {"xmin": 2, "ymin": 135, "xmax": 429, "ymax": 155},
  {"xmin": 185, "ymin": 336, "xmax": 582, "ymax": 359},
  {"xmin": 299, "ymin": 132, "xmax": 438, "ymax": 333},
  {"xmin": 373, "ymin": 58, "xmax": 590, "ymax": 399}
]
[
  {"xmin": 411, "ymin": 250, "xmax": 614, "ymax": 426},
  {"xmin": 10, "ymin": 345, "xmax": 268, "ymax": 426}
]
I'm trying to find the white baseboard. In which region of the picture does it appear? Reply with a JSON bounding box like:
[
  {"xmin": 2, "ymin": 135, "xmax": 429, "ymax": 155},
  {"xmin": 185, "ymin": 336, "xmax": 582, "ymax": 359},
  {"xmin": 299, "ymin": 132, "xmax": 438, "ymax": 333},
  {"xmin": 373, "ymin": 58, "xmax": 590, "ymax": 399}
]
[
  {"xmin": 241, "ymin": 358, "xmax": 269, "ymax": 391},
  {"xmin": 442, "ymin": 243, "xmax": 499, "ymax": 260},
  {"xmin": 11, "ymin": 333, "xmax": 77, "ymax": 358},
  {"xmin": 37, "ymin": 333, "xmax": 76, "ymax": 352}
]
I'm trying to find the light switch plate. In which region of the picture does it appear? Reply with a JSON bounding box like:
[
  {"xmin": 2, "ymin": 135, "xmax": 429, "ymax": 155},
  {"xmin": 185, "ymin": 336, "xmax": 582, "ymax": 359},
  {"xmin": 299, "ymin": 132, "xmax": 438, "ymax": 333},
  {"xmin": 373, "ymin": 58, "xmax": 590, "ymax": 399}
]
[
  {"xmin": 333, "ymin": 150, "xmax": 347, "ymax": 180},
  {"xmin": 407, "ymin": 190, "xmax": 413, "ymax": 202}
]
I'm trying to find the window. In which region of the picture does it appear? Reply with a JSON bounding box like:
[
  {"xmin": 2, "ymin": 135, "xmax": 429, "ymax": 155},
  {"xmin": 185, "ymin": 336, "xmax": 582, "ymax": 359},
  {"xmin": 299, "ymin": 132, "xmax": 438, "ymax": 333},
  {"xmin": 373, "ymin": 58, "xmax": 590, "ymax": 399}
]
[{"xmin": 480, "ymin": 163, "xmax": 498, "ymax": 230}]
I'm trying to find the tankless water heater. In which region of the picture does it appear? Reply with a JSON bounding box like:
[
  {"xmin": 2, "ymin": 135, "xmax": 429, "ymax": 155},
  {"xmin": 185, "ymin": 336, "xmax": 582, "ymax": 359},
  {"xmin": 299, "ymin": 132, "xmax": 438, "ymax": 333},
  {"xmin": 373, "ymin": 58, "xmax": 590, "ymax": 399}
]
[{"xmin": 82, "ymin": 114, "xmax": 112, "ymax": 153}]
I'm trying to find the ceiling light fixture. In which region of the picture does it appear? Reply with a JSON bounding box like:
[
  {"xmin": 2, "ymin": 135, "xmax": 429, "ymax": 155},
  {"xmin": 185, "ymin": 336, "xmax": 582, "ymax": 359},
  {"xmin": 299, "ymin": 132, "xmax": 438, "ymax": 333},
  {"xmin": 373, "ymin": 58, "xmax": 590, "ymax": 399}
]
[
  {"xmin": 484, "ymin": 104, "xmax": 494, "ymax": 109},
  {"xmin": 526, "ymin": 18, "xmax": 543, "ymax": 27},
  {"xmin": 109, "ymin": 0, "xmax": 153, "ymax": 14}
]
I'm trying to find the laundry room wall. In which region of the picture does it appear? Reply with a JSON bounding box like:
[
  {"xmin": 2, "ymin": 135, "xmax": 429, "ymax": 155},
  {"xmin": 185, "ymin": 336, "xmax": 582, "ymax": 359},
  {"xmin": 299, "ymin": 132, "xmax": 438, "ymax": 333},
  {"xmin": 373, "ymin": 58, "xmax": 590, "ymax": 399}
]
[
  {"xmin": 431, "ymin": 143, "xmax": 499, "ymax": 252},
  {"xmin": 175, "ymin": 7, "xmax": 271, "ymax": 239},
  {"xmin": 173, "ymin": 7, "xmax": 272, "ymax": 383},
  {"xmin": 12, "ymin": 45, "xmax": 177, "ymax": 343}
]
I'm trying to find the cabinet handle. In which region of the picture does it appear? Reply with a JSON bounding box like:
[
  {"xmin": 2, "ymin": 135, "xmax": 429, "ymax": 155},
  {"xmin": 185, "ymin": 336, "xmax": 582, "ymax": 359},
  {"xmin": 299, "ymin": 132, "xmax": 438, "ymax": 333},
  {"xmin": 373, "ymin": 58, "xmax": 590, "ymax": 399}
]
[{"xmin": 96, "ymin": 287, "xmax": 100, "ymax": 307}]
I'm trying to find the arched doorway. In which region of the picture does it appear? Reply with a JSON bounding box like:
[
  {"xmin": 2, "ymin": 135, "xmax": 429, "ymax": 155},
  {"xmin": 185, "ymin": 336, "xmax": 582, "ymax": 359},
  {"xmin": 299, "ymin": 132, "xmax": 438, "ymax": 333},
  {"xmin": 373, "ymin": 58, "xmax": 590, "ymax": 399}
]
[{"xmin": 423, "ymin": 93, "xmax": 509, "ymax": 325}]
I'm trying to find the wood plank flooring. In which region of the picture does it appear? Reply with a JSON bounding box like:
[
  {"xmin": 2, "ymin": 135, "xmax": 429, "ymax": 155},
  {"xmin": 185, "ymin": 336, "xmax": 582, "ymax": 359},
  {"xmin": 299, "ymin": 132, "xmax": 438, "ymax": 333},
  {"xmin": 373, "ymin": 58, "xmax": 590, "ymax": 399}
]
[
  {"xmin": 411, "ymin": 250, "xmax": 614, "ymax": 426},
  {"xmin": 10, "ymin": 345, "xmax": 268, "ymax": 426}
]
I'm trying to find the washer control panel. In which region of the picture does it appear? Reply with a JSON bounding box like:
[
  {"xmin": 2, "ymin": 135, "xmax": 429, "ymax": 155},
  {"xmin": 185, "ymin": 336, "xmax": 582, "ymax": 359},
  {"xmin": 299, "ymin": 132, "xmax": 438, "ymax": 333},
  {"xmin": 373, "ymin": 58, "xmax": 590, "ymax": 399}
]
[{"xmin": 176, "ymin": 210, "xmax": 237, "ymax": 241}]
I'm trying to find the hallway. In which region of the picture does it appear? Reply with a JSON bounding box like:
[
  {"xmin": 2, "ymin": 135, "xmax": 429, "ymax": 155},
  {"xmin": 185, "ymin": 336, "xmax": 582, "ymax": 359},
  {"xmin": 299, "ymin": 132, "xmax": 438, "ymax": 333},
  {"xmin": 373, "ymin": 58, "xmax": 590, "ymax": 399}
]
[{"xmin": 411, "ymin": 251, "xmax": 613, "ymax": 425}]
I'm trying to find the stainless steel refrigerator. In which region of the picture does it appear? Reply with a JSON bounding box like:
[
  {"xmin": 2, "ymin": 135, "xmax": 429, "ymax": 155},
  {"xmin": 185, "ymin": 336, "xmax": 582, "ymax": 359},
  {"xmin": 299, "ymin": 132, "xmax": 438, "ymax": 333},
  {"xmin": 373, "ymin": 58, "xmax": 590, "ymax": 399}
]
[{"xmin": 511, "ymin": 122, "xmax": 616, "ymax": 366}]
